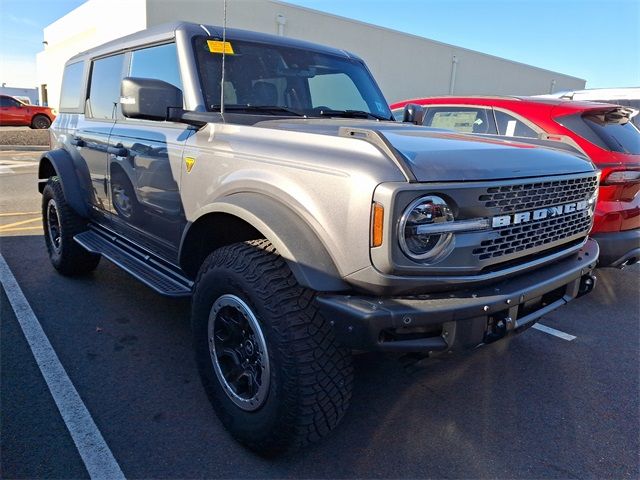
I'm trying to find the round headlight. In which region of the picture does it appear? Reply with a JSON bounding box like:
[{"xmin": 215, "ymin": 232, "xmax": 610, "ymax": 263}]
[{"xmin": 399, "ymin": 195, "xmax": 455, "ymax": 262}]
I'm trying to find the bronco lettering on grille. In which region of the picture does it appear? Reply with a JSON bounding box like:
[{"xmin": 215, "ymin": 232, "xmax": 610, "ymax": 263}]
[{"xmin": 492, "ymin": 200, "xmax": 590, "ymax": 228}]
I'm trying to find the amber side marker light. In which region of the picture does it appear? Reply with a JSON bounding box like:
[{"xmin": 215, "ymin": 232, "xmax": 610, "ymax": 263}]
[{"xmin": 370, "ymin": 202, "xmax": 384, "ymax": 247}]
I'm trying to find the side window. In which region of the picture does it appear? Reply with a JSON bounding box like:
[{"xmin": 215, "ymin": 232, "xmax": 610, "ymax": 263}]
[
  {"xmin": 423, "ymin": 106, "xmax": 497, "ymax": 134},
  {"xmin": 59, "ymin": 61, "xmax": 84, "ymax": 111},
  {"xmin": 494, "ymin": 110, "xmax": 538, "ymax": 138},
  {"xmin": 87, "ymin": 54, "xmax": 125, "ymax": 120},
  {"xmin": 129, "ymin": 43, "xmax": 182, "ymax": 91},
  {"xmin": 0, "ymin": 96, "xmax": 20, "ymax": 107},
  {"xmin": 308, "ymin": 73, "xmax": 368, "ymax": 111}
]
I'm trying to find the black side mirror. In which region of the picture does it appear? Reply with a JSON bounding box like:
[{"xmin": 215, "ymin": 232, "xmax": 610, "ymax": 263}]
[
  {"xmin": 120, "ymin": 77, "xmax": 183, "ymax": 121},
  {"xmin": 402, "ymin": 103, "xmax": 426, "ymax": 125}
]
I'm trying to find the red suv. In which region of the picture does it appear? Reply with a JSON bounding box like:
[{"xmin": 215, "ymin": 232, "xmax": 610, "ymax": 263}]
[
  {"xmin": 390, "ymin": 96, "xmax": 640, "ymax": 268},
  {"xmin": 0, "ymin": 95, "xmax": 56, "ymax": 129}
]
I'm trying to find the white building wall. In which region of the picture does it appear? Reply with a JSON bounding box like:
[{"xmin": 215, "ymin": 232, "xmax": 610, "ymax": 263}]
[
  {"xmin": 36, "ymin": 0, "xmax": 147, "ymax": 108},
  {"xmin": 37, "ymin": 0, "xmax": 585, "ymax": 108}
]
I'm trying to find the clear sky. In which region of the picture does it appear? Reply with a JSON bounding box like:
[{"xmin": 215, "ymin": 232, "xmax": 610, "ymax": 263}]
[{"xmin": 1, "ymin": 0, "xmax": 638, "ymax": 89}]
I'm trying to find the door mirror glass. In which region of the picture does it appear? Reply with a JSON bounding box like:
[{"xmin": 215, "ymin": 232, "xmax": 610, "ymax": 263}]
[{"xmin": 120, "ymin": 77, "xmax": 183, "ymax": 121}]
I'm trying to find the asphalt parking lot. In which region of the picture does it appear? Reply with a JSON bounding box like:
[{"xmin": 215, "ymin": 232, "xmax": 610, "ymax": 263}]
[{"xmin": 1, "ymin": 150, "xmax": 639, "ymax": 479}]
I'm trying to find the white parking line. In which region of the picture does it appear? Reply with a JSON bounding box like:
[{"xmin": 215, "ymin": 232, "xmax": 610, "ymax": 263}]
[
  {"xmin": 0, "ymin": 254, "xmax": 126, "ymax": 480},
  {"xmin": 532, "ymin": 323, "xmax": 577, "ymax": 341}
]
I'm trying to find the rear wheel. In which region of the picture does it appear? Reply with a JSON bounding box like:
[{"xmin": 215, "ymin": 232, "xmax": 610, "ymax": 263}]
[
  {"xmin": 192, "ymin": 239, "xmax": 353, "ymax": 455},
  {"xmin": 110, "ymin": 170, "xmax": 142, "ymax": 223},
  {"xmin": 31, "ymin": 114, "xmax": 51, "ymax": 129},
  {"xmin": 42, "ymin": 177, "xmax": 100, "ymax": 275}
]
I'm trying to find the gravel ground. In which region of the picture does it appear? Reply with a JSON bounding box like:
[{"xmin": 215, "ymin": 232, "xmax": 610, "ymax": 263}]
[{"xmin": 0, "ymin": 128, "xmax": 49, "ymax": 146}]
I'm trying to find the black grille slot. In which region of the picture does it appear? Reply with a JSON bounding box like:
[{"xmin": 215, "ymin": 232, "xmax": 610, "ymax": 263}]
[
  {"xmin": 479, "ymin": 175, "xmax": 598, "ymax": 214},
  {"xmin": 473, "ymin": 210, "xmax": 592, "ymax": 260}
]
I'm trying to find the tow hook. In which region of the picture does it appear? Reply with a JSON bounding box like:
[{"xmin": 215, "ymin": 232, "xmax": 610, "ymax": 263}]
[
  {"xmin": 577, "ymin": 274, "xmax": 597, "ymax": 297},
  {"xmin": 483, "ymin": 314, "xmax": 512, "ymax": 344}
]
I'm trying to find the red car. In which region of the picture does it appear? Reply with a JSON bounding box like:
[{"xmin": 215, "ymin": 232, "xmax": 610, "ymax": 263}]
[
  {"xmin": 0, "ymin": 95, "xmax": 56, "ymax": 129},
  {"xmin": 390, "ymin": 96, "xmax": 640, "ymax": 268}
]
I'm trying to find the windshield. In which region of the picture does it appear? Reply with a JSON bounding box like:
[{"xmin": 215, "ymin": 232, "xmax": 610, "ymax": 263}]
[{"xmin": 193, "ymin": 36, "xmax": 392, "ymax": 119}]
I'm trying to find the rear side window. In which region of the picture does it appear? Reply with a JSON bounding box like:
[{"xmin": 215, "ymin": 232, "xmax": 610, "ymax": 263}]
[
  {"xmin": 87, "ymin": 54, "xmax": 125, "ymax": 120},
  {"xmin": 59, "ymin": 62, "xmax": 84, "ymax": 111},
  {"xmin": 423, "ymin": 106, "xmax": 497, "ymax": 134},
  {"xmin": 130, "ymin": 43, "xmax": 182, "ymax": 90},
  {"xmin": 557, "ymin": 113, "xmax": 640, "ymax": 155},
  {"xmin": 494, "ymin": 110, "xmax": 538, "ymax": 138}
]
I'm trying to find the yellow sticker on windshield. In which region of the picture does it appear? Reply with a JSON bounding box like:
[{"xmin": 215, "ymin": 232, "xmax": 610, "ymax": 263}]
[{"xmin": 207, "ymin": 40, "xmax": 234, "ymax": 54}]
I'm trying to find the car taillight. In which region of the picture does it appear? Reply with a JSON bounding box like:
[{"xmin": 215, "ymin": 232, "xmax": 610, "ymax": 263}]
[
  {"xmin": 599, "ymin": 169, "xmax": 640, "ymax": 203},
  {"xmin": 601, "ymin": 170, "xmax": 640, "ymax": 185}
]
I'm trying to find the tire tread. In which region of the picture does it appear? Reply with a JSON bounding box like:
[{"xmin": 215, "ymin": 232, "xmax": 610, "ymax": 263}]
[
  {"xmin": 42, "ymin": 177, "xmax": 100, "ymax": 275},
  {"xmin": 193, "ymin": 239, "xmax": 353, "ymax": 453}
]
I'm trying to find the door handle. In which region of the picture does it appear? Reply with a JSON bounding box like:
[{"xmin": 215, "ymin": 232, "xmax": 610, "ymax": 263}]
[
  {"xmin": 70, "ymin": 137, "xmax": 85, "ymax": 147},
  {"xmin": 107, "ymin": 144, "xmax": 129, "ymax": 157}
]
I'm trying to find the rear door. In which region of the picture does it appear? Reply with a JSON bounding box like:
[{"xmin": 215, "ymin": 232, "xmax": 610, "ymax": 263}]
[
  {"xmin": 106, "ymin": 42, "xmax": 190, "ymax": 260},
  {"xmin": 492, "ymin": 109, "xmax": 541, "ymax": 139},
  {"xmin": 72, "ymin": 53, "xmax": 126, "ymax": 216}
]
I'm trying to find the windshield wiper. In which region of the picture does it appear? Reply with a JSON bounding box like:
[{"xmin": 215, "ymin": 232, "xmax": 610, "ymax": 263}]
[
  {"xmin": 317, "ymin": 109, "xmax": 392, "ymax": 121},
  {"xmin": 211, "ymin": 104, "xmax": 305, "ymax": 116}
]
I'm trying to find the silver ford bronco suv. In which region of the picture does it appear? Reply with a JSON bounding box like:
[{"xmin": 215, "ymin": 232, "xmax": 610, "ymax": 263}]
[{"xmin": 40, "ymin": 22, "xmax": 599, "ymax": 454}]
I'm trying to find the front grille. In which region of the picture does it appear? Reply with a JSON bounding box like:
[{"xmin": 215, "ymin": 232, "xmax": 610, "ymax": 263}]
[
  {"xmin": 479, "ymin": 175, "xmax": 598, "ymax": 214},
  {"xmin": 473, "ymin": 210, "xmax": 592, "ymax": 260}
]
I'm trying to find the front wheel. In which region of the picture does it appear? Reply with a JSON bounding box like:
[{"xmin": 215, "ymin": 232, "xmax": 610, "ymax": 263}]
[
  {"xmin": 31, "ymin": 114, "xmax": 51, "ymax": 129},
  {"xmin": 191, "ymin": 239, "xmax": 353, "ymax": 455}
]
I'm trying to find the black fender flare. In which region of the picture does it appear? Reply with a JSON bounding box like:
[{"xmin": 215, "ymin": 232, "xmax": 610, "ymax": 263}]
[
  {"xmin": 180, "ymin": 193, "xmax": 349, "ymax": 292},
  {"xmin": 38, "ymin": 149, "xmax": 91, "ymax": 218}
]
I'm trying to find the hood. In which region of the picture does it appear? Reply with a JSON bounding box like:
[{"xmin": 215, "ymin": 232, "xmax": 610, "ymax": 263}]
[{"xmin": 257, "ymin": 119, "xmax": 595, "ymax": 182}]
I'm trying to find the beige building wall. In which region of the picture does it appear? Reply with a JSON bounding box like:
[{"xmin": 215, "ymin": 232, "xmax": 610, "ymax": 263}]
[
  {"xmin": 37, "ymin": 0, "xmax": 585, "ymax": 108},
  {"xmin": 146, "ymin": 0, "xmax": 585, "ymax": 102}
]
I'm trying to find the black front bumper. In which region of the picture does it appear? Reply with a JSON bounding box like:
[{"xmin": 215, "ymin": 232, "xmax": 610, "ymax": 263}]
[
  {"xmin": 591, "ymin": 229, "xmax": 640, "ymax": 268},
  {"xmin": 317, "ymin": 239, "xmax": 599, "ymax": 353}
]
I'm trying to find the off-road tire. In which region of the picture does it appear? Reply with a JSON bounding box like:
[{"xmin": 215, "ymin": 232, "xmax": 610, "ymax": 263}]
[
  {"xmin": 42, "ymin": 177, "xmax": 100, "ymax": 275},
  {"xmin": 192, "ymin": 239, "xmax": 353, "ymax": 455},
  {"xmin": 31, "ymin": 114, "xmax": 51, "ymax": 129}
]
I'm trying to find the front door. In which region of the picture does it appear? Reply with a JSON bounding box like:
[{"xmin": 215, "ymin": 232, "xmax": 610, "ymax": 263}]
[
  {"xmin": 105, "ymin": 42, "xmax": 190, "ymax": 262},
  {"xmin": 107, "ymin": 124, "xmax": 190, "ymax": 258},
  {"xmin": 0, "ymin": 96, "xmax": 24, "ymax": 125}
]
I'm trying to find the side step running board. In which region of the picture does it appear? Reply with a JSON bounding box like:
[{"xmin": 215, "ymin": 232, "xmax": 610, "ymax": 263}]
[{"xmin": 74, "ymin": 229, "xmax": 193, "ymax": 297}]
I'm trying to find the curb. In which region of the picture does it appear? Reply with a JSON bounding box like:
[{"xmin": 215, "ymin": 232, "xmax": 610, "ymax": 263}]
[{"xmin": 0, "ymin": 145, "xmax": 48, "ymax": 151}]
